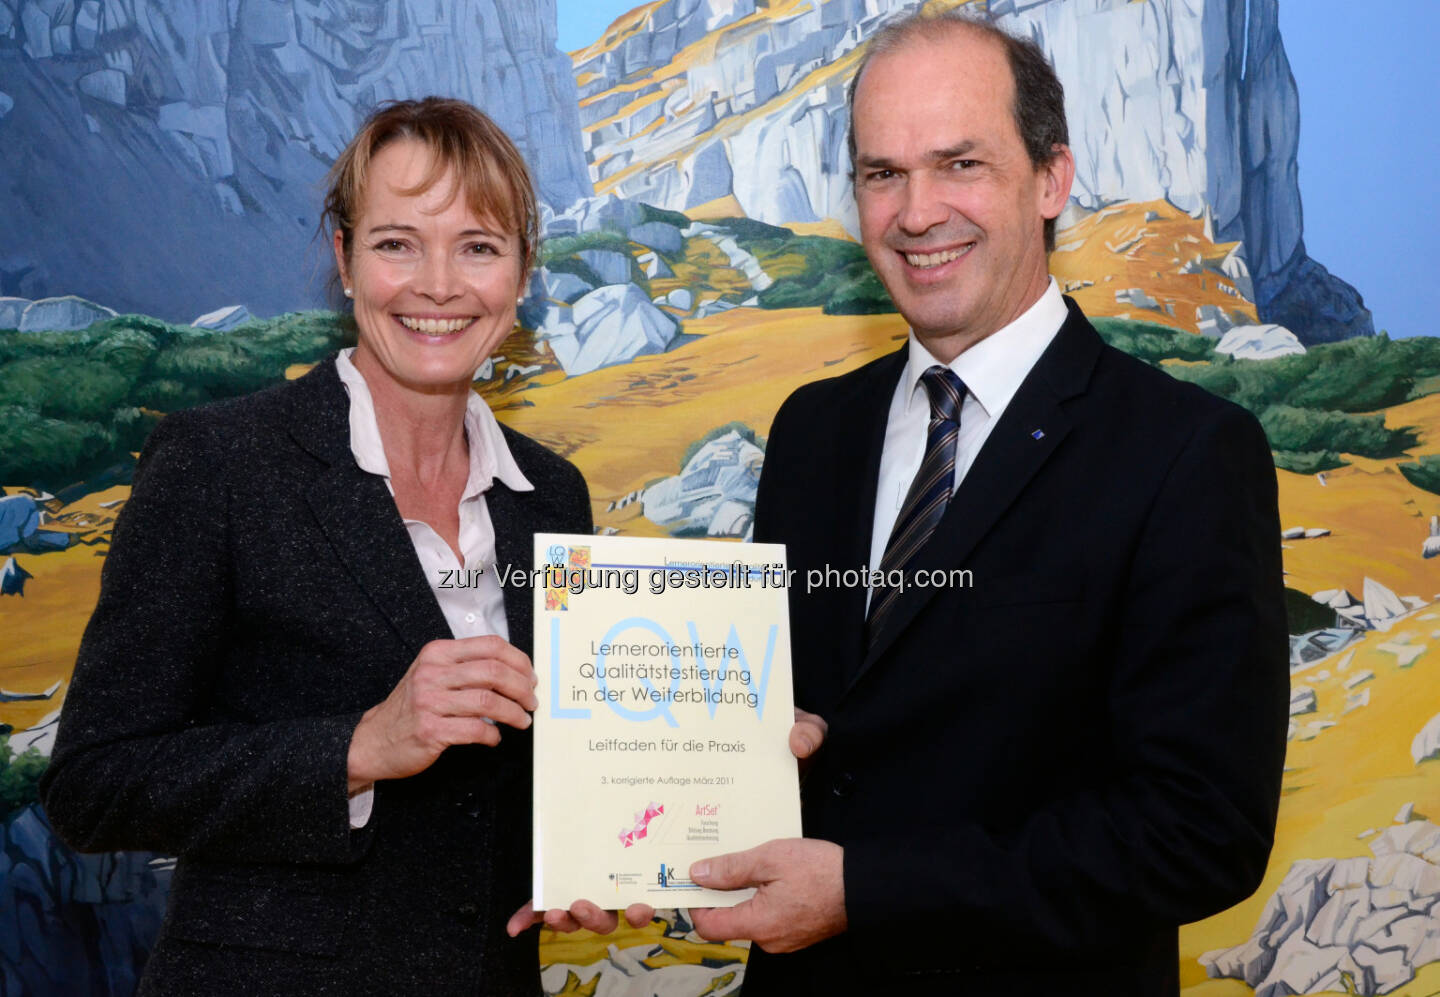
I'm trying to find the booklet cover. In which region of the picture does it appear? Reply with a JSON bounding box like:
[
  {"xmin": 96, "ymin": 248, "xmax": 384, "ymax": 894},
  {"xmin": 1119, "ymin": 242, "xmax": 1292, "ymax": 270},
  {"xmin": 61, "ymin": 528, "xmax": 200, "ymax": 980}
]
[{"xmin": 530, "ymin": 533, "xmax": 802, "ymax": 910}]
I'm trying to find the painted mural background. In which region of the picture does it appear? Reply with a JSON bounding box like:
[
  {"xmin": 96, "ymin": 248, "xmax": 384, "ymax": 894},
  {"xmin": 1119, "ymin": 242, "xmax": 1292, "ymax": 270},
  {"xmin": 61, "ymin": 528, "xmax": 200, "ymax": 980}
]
[{"xmin": 2, "ymin": 0, "xmax": 1438, "ymax": 994}]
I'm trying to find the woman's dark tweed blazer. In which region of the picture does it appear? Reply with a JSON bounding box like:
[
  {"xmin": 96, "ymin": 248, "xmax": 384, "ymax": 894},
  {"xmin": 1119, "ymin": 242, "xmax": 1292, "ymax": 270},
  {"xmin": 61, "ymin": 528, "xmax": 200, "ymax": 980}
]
[{"xmin": 40, "ymin": 357, "xmax": 592, "ymax": 996}]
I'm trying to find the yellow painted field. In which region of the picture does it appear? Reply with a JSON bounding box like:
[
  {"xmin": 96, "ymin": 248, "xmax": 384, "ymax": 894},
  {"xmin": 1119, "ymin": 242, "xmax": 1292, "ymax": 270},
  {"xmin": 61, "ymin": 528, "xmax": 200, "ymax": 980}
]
[
  {"xmin": 488, "ymin": 306, "xmax": 907, "ymax": 533},
  {"xmin": 0, "ymin": 484, "xmax": 125, "ymax": 733},
  {"xmin": 1053, "ymin": 199, "xmax": 1262, "ymax": 332}
]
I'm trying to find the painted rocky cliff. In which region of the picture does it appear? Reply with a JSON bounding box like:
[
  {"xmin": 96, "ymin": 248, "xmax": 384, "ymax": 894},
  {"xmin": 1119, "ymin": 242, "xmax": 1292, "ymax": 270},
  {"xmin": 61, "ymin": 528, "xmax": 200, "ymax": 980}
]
[
  {"xmin": 572, "ymin": 0, "xmax": 1372, "ymax": 344},
  {"xmin": 0, "ymin": 0, "xmax": 592, "ymax": 320}
]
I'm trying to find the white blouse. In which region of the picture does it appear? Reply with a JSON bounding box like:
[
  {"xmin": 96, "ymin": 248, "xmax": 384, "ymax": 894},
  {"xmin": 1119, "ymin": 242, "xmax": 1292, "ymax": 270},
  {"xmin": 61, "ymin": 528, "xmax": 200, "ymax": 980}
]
[{"xmin": 335, "ymin": 349, "xmax": 534, "ymax": 826}]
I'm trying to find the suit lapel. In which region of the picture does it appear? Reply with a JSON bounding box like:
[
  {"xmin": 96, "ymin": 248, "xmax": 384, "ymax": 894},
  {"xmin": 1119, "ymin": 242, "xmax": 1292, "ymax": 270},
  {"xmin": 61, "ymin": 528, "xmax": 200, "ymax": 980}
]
[
  {"xmin": 288, "ymin": 360, "xmax": 453, "ymax": 662},
  {"xmin": 831, "ymin": 350, "xmax": 906, "ymax": 686},
  {"xmin": 852, "ymin": 301, "xmax": 1102, "ymax": 685}
]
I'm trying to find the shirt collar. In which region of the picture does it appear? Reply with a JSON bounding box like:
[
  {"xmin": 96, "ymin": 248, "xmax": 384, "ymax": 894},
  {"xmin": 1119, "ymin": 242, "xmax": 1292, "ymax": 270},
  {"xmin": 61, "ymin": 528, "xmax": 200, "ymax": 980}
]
[
  {"xmin": 334, "ymin": 348, "xmax": 533, "ymax": 496},
  {"xmin": 902, "ymin": 277, "xmax": 1067, "ymax": 419}
]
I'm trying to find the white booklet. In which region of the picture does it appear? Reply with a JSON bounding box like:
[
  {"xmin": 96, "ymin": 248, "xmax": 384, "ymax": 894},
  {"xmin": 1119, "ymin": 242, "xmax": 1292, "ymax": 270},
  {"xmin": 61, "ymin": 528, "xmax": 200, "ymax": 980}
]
[{"xmin": 531, "ymin": 533, "xmax": 802, "ymax": 910}]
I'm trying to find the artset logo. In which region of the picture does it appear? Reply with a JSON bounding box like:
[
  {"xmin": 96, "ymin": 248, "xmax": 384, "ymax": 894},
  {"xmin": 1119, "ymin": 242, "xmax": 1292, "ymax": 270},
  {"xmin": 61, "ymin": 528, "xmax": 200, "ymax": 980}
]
[{"xmin": 618, "ymin": 801, "xmax": 664, "ymax": 848}]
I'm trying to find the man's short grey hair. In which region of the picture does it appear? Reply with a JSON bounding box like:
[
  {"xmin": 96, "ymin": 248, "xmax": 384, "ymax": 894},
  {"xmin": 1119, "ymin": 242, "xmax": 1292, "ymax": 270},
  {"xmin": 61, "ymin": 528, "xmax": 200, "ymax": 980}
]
[{"xmin": 846, "ymin": 9, "xmax": 1070, "ymax": 251}]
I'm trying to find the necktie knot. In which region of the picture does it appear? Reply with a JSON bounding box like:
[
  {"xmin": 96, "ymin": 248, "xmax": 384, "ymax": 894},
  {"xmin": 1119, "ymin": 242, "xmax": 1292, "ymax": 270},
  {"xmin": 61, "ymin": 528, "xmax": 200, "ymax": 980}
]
[{"xmin": 920, "ymin": 366, "xmax": 965, "ymax": 426}]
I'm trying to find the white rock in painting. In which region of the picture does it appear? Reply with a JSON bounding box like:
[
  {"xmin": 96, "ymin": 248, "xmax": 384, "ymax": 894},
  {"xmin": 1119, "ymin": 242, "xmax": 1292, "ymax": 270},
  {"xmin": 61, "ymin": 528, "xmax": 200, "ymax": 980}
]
[
  {"xmin": 191, "ymin": 305, "xmax": 253, "ymax": 330},
  {"xmin": 0, "ymin": 555, "xmax": 33, "ymax": 596},
  {"xmin": 18, "ymin": 295, "xmax": 117, "ymax": 332},
  {"xmin": 9, "ymin": 708, "xmax": 59, "ymax": 755},
  {"xmin": 627, "ymin": 221, "xmax": 684, "ymax": 255},
  {"xmin": 1115, "ymin": 287, "xmax": 1160, "ymax": 310},
  {"xmin": 577, "ymin": 249, "xmax": 633, "ymax": 286},
  {"xmin": 533, "ymin": 304, "xmax": 575, "ymax": 342},
  {"xmin": 0, "ymin": 297, "xmax": 28, "ymax": 328},
  {"xmin": 1195, "ymin": 304, "xmax": 1235, "ymax": 338},
  {"xmin": 1214, "ymin": 324, "xmax": 1307, "ymax": 360},
  {"xmin": 1313, "ymin": 588, "xmax": 1356, "ymax": 609},
  {"xmin": 74, "ymin": 1, "xmax": 101, "ymax": 49},
  {"xmin": 685, "ymin": 225, "xmax": 773, "ymax": 290},
  {"xmin": 1413, "ymin": 714, "xmax": 1440, "ymax": 765},
  {"xmin": 637, "ymin": 250, "xmax": 673, "ymax": 279},
  {"xmin": 537, "ymin": 268, "xmax": 593, "ymax": 304},
  {"xmin": 1220, "ymin": 246, "xmax": 1257, "ymax": 301},
  {"xmin": 643, "ymin": 430, "xmax": 763, "ymax": 536},
  {"xmin": 1200, "ymin": 822, "xmax": 1440, "ymax": 996},
  {"xmin": 1289, "ymin": 685, "xmax": 1316, "ymax": 716},
  {"xmin": 706, "ymin": 499, "xmax": 754, "ymax": 539},
  {"xmin": 694, "ymin": 297, "xmax": 738, "ymax": 318},
  {"xmin": 77, "ymin": 68, "xmax": 126, "ymax": 105},
  {"xmin": 1343, "ymin": 670, "xmax": 1374, "ymax": 691},
  {"xmin": 1376, "ymin": 641, "xmax": 1426, "ymax": 668},
  {"xmin": 553, "ymin": 194, "xmax": 647, "ymax": 235},
  {"xmin": 1363, "ymin": 577, "xmax": 1409, "ymax": 629},
  {"xmin": 547, "ymin": 284, "xmax": 678, "ymax": 377}
]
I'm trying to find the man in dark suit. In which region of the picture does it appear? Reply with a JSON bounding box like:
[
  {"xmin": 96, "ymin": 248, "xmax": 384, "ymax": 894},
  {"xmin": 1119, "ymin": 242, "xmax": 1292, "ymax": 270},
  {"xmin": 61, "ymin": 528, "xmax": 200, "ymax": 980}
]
[{"xmin": 684, "ymin": 12, "xmax": 1289, "ymax": 995}]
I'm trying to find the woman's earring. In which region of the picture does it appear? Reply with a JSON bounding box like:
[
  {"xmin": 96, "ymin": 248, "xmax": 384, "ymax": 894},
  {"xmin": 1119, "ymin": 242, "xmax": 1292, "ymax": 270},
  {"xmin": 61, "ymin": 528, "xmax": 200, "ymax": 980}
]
[{"xmin": 344, "ymin": 288, "xmax": 353, "ymax": 298}]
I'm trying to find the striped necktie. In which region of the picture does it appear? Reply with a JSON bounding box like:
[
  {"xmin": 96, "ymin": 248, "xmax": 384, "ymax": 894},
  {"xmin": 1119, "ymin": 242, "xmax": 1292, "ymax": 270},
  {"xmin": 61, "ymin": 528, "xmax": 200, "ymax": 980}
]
[{"xmin": 867, "ymin": 365, "xmax": 966, "ymax": 646}]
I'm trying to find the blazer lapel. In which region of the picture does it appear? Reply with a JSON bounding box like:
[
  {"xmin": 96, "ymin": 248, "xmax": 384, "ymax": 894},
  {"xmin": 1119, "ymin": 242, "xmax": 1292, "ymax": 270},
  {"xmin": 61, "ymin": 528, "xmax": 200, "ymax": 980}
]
[
  {"xmin": 853, "ymin": 301, "xmax": 1103, "ymax": 684},
  {"xmin": 288, "ymin": 360, "xmax": 453, "ymax": 663},
  {"xmin": 486, "ymin": 481, "xmax": 535, "ymax": 656}
]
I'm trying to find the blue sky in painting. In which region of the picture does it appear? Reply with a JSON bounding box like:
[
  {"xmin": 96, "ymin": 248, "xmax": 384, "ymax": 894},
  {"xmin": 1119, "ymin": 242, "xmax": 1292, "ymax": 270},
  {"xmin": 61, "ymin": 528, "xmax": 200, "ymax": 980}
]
[
  {"xmin": 556, "ymin": 2, "xmax": 640, "ymax": 53},
  {"xmin": 555, "ymin": 1, "xmax": 1439, "ymax": 339},
  {"xmin": 1280, "ymin": 0, "xmax": 1438, "ymax": 339}
]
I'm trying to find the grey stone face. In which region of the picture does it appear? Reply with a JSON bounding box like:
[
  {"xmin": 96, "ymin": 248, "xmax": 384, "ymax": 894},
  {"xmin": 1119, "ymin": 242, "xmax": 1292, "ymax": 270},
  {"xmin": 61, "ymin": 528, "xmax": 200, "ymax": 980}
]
[
  {"xmin": 572, "ymin": 0, "xmax": 1373, "ymax": 342},
  {"xmin": 0, "ymin": 0, "xmax": 593, "ymax": 320}
]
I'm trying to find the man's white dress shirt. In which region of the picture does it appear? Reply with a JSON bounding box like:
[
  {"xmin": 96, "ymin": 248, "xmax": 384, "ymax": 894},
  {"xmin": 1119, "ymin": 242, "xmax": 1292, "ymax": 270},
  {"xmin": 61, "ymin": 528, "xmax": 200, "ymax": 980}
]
[{"xmin": 867, "ymin": 280, "xmax": 1068, "ymax": 590}]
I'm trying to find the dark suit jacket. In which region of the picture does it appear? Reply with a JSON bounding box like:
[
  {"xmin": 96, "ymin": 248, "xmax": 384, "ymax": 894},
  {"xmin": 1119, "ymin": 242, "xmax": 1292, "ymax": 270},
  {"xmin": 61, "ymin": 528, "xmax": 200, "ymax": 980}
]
[
  {"xmin": 744, "ymin": 300, "xmax": 1288, "ymax": 996},
  {"xmin": 41, "ymin": 358, "xmax": 591, "ymax": 996}
]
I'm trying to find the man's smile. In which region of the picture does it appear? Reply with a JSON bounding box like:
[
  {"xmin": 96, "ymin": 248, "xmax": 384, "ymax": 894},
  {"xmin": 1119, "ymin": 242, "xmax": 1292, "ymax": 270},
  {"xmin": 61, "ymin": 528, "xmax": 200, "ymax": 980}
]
[{"xmin": 901, "ymin": 244, "xmax": 975, "ymax": 269}]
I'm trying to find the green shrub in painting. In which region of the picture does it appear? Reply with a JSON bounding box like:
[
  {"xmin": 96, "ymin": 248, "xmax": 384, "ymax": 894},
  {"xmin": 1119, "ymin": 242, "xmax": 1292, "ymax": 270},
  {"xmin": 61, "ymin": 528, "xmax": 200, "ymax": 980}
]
[
  {"xmin": 824, "ymin": 269, "xmax": 894, "ymax": 316},
  {"xmin": 0, "ymin": 735, "xmax": 49, "ymax": 824},
  {"xmin": 1259, "ymin": 405, "xmax": 1414, "ymax": 459},
  {"xmin": 1284, "ymin": 586, "xmax": 1339, "ymax": 635},
  {"xmin": 740, "ymin": 229, "xmax": 895, "ymax": 315},
  {"xmin": 1399, "ymin": 455, "xmax": 1440, "ymax": 496},
  {"xmin": 0, "ymin": 406, "xmax": 115, "ymax": 486},
  {"xmin": 1091, "ymin": 317, "xmax": 1217, "ymax": 365},
  {"xmin": 1168, "ymin": 334, "xmax": 1440, "ymax": 415},
  {"xmin": 0, "ymin": 311, "xmax": 354, "ymax": 490},
  {"xmin": 1272, "ymin": 450, "xmax": 1346, "ymax": 475}
]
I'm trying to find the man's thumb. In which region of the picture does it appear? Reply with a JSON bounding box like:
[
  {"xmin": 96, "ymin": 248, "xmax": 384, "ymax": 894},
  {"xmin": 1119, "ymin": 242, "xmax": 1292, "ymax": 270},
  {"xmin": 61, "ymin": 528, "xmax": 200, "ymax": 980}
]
[{"xmin": 689, "ymin": 851, "xmax": 747, "ymax": 889}]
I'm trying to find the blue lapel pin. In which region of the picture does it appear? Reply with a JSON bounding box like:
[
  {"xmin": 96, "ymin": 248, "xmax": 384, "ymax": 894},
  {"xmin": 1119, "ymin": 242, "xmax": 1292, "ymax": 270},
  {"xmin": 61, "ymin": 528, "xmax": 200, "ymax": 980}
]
[{"xmin": 1031, "ymin": 429, "xmax": 1045, "ymax": 440}]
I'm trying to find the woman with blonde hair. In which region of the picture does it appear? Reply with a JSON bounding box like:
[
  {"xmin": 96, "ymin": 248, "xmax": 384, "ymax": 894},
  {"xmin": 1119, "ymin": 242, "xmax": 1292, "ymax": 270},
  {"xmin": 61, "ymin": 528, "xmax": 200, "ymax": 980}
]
[{"xmin": 43, "ymin": 97, "xmax": 591, "ymax": 995}]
